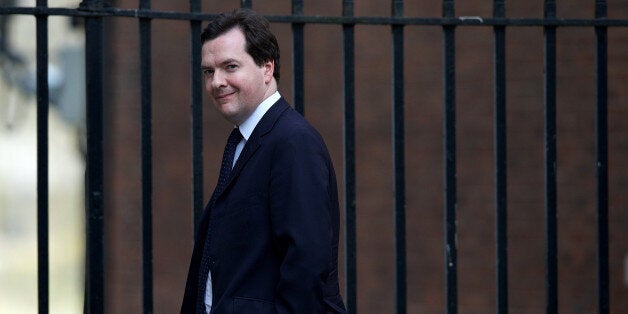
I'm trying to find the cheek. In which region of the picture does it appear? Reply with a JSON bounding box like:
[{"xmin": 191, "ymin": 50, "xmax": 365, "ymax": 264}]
[{"xmin": 241, "ymin": 73, "xmax": 264, "ymax": 92}]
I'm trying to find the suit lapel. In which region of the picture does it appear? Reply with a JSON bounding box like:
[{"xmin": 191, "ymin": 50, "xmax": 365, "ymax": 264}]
[{"xmin": 213, "ymin": 98, "xmax": 291, "ymax": 201}]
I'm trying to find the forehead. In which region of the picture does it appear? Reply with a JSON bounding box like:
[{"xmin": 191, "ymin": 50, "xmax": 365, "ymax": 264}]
[{"xmin": 201, "ymin": 27, "xmax": 248, "ymax": 64}]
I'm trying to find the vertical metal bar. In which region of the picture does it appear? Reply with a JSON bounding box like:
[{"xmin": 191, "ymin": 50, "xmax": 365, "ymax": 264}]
[
  {"xmin": 391, "ymin": 1, "xmax": 406, "ymax": 313},
  {"xmin": 292, "ymin": 0, "xmax": 305, "ymax": 115},
  {"xmin": 342, "ymin": 1, "xmax": 357, "ymax": 314},
  {"xmin": 442, "ymin": 1, "xmax": 457, "ymax": 313},
  {"xmin": 543, "ymin": 1, "xmax": 558, "ymax": 313},
  {"xmin": 35, "ymin": 1, "xmax": 49, "ymax": 313},
  {"xmin": 139, "ymin": 0, "xmax": 153, "ymax": 312},
  {"xmin": 493, "ymin": 1, "xmax": 508, "ymax": 313},
  {"xmin": 594, "ymin": 1, "xmax": 609, "ymax": 313},
  {"xmin": 190, "ymin": 0, "xmax": 203, "ymax": 235},
  {"xmin": 241, "ymin": 0, "xmax": 252, "ymax": 9},
  {"xmin": 80, "ymin": 0, "xmax": 105, "ymax": 312}
]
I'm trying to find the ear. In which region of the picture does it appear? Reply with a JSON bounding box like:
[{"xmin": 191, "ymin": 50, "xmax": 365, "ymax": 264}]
[{"xmin": 263, "ymin": 60, "xmax": 274, "ymax": 84}]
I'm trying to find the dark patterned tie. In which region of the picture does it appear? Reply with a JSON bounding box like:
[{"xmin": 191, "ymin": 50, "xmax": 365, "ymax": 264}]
[
  {"xmin": 215, "ymin": 127, "xmax": 243, "ymax": 197},
  {"xmin": 197, "ymin": 127, "xmax": 242, "ymax": 313}
]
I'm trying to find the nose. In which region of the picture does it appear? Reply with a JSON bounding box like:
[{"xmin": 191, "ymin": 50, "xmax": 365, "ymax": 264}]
[{"xmin": 210, "ymin": 70, "xmax": 227, "ymax": 89}]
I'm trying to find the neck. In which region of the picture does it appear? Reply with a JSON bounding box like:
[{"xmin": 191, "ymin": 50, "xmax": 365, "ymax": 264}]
[{"xmin": 264, "ymin": 79, "xmax": 278, "ymax": 99}]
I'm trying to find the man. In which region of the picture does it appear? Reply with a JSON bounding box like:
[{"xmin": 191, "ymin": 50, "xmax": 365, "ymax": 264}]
[{"xmin": 181, "ymin": 8, "xmax": 347, "ymax": 314}]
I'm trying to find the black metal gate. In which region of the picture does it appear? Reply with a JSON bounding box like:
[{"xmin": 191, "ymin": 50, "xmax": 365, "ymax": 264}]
[{"xmin": 1, "ymin": 0, "xmax": 627, "ymax": 313}]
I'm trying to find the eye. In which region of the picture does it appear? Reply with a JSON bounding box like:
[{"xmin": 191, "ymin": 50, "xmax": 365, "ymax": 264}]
[
  {"xmin": 202, "ymin": 68, "xmax": 214, "ymax": 77},
  {"xmin": 225, "ymin": 64, "xmax": 238, "ymax": 71}
]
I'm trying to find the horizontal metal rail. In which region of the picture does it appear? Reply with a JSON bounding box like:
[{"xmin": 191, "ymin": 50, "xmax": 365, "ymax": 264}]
[{"xmin": 2, "ymin": 7, "xmax": 628, "ymax": 26}]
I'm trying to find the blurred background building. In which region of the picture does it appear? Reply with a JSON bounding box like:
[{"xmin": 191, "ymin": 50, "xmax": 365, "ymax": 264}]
[
  {"xmin": 1, "ymin": 0, "xmax": 627, "ymax": 313},
  {"xmin": 1, "ymin": 0, "xmax": 85, "ymax": 313}
]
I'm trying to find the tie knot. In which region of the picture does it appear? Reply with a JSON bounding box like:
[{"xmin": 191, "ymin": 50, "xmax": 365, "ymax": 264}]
[{"xmin": 228, "ymin": 128, "xmax": 243, "ymax": 145}]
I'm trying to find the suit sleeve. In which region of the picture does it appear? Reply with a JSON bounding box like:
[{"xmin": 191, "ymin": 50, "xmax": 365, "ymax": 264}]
[{"xmin": 269, "ymin": 128, "xmax": 337, "ymax": 314}]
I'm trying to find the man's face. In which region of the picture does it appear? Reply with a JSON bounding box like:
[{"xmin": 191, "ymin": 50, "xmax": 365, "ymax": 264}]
[{"xmin": 201, "ymin": 27, "xmax": 274, "ymax": 125}]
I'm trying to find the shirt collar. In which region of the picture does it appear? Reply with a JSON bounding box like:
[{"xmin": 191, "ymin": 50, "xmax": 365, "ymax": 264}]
[{"xmin": 237, "ymin": 91, "xmax": 281, "ymax": 140}]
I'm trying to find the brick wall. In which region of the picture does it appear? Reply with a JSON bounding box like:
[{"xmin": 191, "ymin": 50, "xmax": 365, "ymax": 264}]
[{"xmin": 103, "ymin": 1, "xmax": 627, "ymax": 313}]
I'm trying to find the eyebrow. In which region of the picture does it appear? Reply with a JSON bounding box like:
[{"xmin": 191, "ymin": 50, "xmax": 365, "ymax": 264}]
[
  {"xmin": 219, "ymin": 58, "xmax": 238, "ymax": 65},
  {"xmin": 202, "ymin": 58, "xmax": 240, "ymax": 69}
]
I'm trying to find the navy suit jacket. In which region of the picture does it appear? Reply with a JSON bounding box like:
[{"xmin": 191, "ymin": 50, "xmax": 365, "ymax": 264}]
[{"xmin": 182, "ymin": 98, "xmax": 346, "ymax": 314}]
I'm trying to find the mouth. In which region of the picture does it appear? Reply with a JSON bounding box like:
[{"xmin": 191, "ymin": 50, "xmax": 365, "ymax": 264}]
[{"xmin": 214, "ymin": 91, "xmax": 235, "ymax": 101}]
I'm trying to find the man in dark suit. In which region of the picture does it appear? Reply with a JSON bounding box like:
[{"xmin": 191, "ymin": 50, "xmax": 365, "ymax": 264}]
[{"xmin": 181, "ymin": 9, "xmax": 346, "ymax": 314}]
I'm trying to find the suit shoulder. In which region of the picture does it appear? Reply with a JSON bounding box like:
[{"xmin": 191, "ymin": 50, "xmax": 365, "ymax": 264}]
[{"xmin": 273, "ymin": 108, "xmax": 326, "ymax": 147}]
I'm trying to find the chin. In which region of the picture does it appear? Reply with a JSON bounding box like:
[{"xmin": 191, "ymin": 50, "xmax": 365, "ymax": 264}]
[
  {"xmin": 216, "ymin": 104, "xmax": 235, "ymax": 116},
  {"xmin": 219, "ymin": 111, "xmax": 241, "ymax": 125}
]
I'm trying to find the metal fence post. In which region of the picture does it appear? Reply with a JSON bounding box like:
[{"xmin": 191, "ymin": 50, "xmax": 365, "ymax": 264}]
[
  {"xmin": 442, "ymin": 1, "xmax": 458, "ymax": 313},
  {"xmin": 595, "ymin": 1, "xmax": 609, "ymax": 313},
  {"xmin": 292, "ymin": 0, "xmax": 304, "ymax": 115},
  {"xmin": 35, "ymin": 0, "xmax": 49, "ymax": 313},
  {"xmin": 190, "ymin": 0, "xmax": 204, "ymax": 235},
  {"xmin": 139, "ymin": 0, "xmax": 154, "ymax": 312},
  {"xmin": 392, "ymin": 1, "xmax": 406, "ymax": 313},
  {"xmin": 543, "ymin": 1, "xmax": 558, "ymax": 313},
  {"xmin": 342, "ymin": 1, "xmax": 357, "ymax": 313},
  {"xmin": 79, "ymin": 0, "xmax": 105, "ymax": 312},
  {"xmin": 493, "ymin": 1, "xmax": 508, "ymax": 313}
]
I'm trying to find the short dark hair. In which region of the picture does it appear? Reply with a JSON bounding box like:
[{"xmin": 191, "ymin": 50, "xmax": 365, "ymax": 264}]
[{"xmin": 201, "ymin": 8, "xmax": 280, "ymax": 82}]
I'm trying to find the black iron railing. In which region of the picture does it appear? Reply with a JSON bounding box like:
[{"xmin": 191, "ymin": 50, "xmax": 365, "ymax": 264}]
[{"xmin": 1, "ymin": 0, "xmax": 625, "ymax": 313}]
